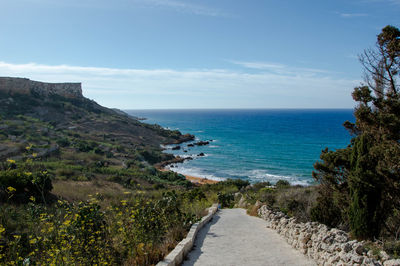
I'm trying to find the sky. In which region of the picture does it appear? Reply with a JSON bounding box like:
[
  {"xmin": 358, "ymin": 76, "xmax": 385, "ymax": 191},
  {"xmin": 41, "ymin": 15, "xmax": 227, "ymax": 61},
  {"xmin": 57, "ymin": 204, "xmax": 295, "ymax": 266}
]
[{"xmin": 0, "ymin": 0, "xmax": 399, "ymax": 109}]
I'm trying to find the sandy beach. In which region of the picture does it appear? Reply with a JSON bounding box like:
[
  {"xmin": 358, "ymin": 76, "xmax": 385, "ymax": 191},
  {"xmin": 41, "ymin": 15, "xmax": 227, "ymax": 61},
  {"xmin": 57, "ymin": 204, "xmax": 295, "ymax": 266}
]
[
  {"xmin": 158, "ymin": 167, "xmax": 219, "ymax": 185},
  {"xmin": 183, "ymin": 174, "xmax": 219, "ymax": 185}
]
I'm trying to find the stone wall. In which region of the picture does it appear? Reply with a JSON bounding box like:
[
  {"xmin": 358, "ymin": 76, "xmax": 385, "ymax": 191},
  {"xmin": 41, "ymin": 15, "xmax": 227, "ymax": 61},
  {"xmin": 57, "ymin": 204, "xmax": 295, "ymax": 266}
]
[
  {"xmin": 157, "ymin": 204, "xmax": 219, "ymax": 266},
  {"xmin": 258, "ymin": 205, "xmax": 400, "ymax": 266},
  {"xmin": 0, "ymin": 77, "xmax": 82, "ymax": 98}
]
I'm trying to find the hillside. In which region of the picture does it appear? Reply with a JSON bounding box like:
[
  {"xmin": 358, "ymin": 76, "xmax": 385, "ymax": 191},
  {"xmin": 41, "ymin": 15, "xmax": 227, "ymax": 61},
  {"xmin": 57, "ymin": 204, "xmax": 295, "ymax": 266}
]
[
  {"xmin": 0, "ymin": 77, "xmax": 193, "ymax": 159},
  {"xmin": 0, "ymin": 77, "xmax": 196, "ymax": 192},
  {"xmin": 0, "ymin": 77, "xmax": 220, "ymax": 265}
]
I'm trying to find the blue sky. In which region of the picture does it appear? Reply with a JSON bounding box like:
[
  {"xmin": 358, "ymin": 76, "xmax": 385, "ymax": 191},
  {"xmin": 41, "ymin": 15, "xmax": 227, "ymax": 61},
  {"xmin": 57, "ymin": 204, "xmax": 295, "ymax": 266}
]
[{"xmin": 1, "ymin": 0, "xmax": 399, "ymax": 109}]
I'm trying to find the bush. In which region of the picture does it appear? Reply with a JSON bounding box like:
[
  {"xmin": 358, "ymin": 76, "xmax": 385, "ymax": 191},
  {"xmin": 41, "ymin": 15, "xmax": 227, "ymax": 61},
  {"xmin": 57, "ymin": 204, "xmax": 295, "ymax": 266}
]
[
  {"xmin": 257, "ymin": 187, "xmax": 275, "ymax": 206},
  {"xmin": 139, "ymin": 150, "xmax": 161, "ymax": 164},
  {"xmin": 310, "ymin": 193, "xmax": 342, "ymax": 228},
  {"xmin": 384, "ymin": 241, "xmax": 400, "ymax": 258},
  {"xmin": 275, "ymin": 179, "xmax": 290, "ymax": 189},
  {"xmin": 0, "ymin": 160, "xmax": 52, "ymax": 203},
  {"xmin": 75, "ymin": 140, "xmax": 97, "ymax": 152},
  {"xmin": 0, "ymin": 190, "xmax": 209, "ymax": 265},
  {"xmin": 218, "ymin": 192, "xmax": 234, "ymax": 208},
  {"xmin": 225, "ymin": 179, "xmax": 250, "ymax": 190},
  {"xmin": 56, "ymin": 138, "xmax": 70, "ymax": 147}
]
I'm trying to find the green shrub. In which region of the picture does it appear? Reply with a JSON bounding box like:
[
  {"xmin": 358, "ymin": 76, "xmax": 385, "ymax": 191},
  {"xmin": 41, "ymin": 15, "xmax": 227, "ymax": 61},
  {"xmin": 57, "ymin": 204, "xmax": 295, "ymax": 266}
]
[
  {"xmin": 252, "ymin": 181, "xmax": 272, "ymax": 190},
  {"xmin": 257, "ymin": 187, "xmax": 275, "ymax": 206},
  {"xmin": 384, "ymin": 241, "xmax": 400, "ymax": 258},
  {"xmin": 75, "ymin": 140, "xmax": 97, "ymax": 152},
  {"xmin": 218, "ymin": 192, "xmax": 234, "ymax": 208},
  {"xmin": 56, "ymin": 138, "xmax": 70, "ymax": 147},
  {"xmin": 275, "ymin": 179, "xmax": 290, "ymax": 189},
  {"xmin": 0, "ymin": 160, "xmax": 52, "ymax": 203},
  {"xmin": 310, "ymin": 193, "xmax": 342, "ymax": 228},
  {"xmin": 225, "ymin": 179, "xmax": 250, "ymax": 190}
]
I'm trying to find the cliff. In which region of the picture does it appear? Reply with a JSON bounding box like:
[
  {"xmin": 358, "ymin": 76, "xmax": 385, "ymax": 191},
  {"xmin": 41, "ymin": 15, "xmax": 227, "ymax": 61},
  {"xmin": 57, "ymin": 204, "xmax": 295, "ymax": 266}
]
[{"xmin": 0, "ymin": 77, "xmax": 82, "ymax": 98}]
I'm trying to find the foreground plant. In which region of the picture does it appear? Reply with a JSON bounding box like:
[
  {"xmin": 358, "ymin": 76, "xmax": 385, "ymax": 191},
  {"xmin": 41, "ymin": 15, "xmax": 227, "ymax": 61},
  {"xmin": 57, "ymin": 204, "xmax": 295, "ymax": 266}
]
[{"xmin": 0, "ymin": 188, "xmax": 211, "ymax": 265}]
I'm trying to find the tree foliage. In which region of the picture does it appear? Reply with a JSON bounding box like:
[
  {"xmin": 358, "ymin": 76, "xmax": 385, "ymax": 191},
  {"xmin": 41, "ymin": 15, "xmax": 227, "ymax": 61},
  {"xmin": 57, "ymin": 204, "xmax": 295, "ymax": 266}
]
[{"xmin": 312, "ymin": 25, "xmax": 400, "ymax": 239}]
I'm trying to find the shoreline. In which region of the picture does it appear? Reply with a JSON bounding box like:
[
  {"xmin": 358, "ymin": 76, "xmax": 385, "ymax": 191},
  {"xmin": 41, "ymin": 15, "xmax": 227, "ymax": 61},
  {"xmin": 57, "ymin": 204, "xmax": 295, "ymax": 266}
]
[
  {"xmin": 158, "ymin": 167, "xmax": 219, "ymax": 185},
  {"xmin": 183, "ymin": 173, "xmax": 220, "ymax": 185}
]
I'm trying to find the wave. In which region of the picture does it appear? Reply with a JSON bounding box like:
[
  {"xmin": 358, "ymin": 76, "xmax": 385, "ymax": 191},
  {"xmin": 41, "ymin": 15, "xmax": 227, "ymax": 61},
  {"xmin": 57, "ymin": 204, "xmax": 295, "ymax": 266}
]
[
  {"xmin": 166, "ymin": 165, "xmax": 226, "ymax": 182},
  {"xmin": 168, "ymin": 164, "xmax": 311, "ymax": 186},
  {"xmin": 246, "ymin": 169, "xmax": 312, "ymax": 186}
]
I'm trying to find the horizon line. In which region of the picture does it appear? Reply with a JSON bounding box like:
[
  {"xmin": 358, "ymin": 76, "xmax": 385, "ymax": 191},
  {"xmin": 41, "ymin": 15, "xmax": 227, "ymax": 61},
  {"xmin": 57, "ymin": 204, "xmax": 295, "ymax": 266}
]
[{"xmin": 123, "ymin": 107, "xmax": 354, "ymax": 111}]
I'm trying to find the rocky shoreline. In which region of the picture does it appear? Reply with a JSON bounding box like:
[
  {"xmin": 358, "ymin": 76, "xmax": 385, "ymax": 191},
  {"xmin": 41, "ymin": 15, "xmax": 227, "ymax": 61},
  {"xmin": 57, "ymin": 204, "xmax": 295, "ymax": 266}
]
[
  {"xmin": 158, "ymin": 138, "xmax": 221, "ymax": 184},
  {"xmin": 159, "ymin": 138, "xmax": 213, "ymax": 169}
]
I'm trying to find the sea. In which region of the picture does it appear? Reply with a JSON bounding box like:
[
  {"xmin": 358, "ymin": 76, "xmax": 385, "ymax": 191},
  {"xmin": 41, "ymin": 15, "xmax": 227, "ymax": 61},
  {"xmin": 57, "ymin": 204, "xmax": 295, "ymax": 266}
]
[{"xmin": 126, "ymin": 109, "xmax": 354, "ymax": 185}]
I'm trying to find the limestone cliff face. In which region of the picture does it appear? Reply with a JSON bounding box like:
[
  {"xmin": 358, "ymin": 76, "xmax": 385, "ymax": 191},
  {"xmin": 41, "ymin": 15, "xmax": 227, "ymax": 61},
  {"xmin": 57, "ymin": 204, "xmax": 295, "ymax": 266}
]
[{"xmin": 0, "ymin": 77, "xmax": 82, "ymax": 98}]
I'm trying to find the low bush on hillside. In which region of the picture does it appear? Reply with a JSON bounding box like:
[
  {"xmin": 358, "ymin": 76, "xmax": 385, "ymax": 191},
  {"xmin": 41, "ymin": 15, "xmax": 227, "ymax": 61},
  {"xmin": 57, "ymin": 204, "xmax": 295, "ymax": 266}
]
[
  {"xmin": 0, "ymin": 160, "xmax": 52, "ymax": 203},
  {"xmin": 239, "ymin": 181, "xmax": 319, "ymax": 222},
  {"xmin": 0, "ymin": 188, "xmax": 212, "ymax": 265}
]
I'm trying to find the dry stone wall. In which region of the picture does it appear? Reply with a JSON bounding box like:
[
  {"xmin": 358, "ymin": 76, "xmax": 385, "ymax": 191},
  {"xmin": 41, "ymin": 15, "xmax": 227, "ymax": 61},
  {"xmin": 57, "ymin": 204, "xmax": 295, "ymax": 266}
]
[
  {"xmin": 0, "ymin": 77, "xmax": 82, "ymax": 98},
  {"xmin": 258, "ymin": 205, "xmax": 400, "ymax": 266}
]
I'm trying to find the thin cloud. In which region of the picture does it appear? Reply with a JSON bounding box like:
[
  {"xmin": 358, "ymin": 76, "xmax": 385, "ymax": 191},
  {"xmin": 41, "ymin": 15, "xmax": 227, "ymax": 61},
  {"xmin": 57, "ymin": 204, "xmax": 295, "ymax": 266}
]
[
  {"xmin": 228, "ymin": 61, "xmax": 285, "ymax": 70},
  {"xmin": 339, "ymin": 13, "xmax": 369, "ymax": 18},
  {"xmin": 3, "ymin": 0, "xmax": 231, "ymax": 17},
  {"xmin": 0, "ymin": 61, "xmax": 357, "ymax": 109},
  {"xmin": 229, "ymin": 60, "xmax": 331, "ymax": 76},
  {"xmin": 136, "ymin": 0, "xmax": 230, "ymax": 17}
]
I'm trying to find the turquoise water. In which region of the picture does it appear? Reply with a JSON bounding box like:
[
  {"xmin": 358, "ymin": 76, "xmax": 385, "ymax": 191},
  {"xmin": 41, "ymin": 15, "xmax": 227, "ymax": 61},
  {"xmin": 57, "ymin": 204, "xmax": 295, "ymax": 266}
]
[{"xmin": 127, "ymin": 109, "xmax": 354, "ymax": 185}]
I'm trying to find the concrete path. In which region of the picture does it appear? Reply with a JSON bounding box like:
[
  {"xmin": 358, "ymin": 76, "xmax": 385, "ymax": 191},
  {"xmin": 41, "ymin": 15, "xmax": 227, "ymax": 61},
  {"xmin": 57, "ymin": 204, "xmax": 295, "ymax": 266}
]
[{"xmin": 183, "ymin": 208, "xmax": 316, "ymax": 266}]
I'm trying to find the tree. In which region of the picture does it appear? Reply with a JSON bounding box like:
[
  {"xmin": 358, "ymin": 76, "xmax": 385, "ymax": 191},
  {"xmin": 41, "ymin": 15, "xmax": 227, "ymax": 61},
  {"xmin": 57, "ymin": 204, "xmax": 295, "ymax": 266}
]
[{"xmin": 312, "ymin": 25, "xmax": 400, "ymax": 239}]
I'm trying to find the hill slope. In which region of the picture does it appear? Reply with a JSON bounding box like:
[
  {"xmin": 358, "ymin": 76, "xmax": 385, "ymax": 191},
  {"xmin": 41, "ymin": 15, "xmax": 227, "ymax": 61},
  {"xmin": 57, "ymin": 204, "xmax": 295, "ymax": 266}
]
[{"xmin": 0, "ymin": 77, "xmax": 194, "ymax": 194}]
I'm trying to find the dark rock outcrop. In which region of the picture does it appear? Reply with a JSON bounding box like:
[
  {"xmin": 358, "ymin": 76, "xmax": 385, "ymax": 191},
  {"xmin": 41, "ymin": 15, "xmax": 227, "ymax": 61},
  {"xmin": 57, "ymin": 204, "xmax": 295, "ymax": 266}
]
[
  {"xmin": 194, "ymin": 141, "xmax": 209, "ymax": 146},
  {"xmin": 171, "ymin": 133, "xmax": 195, "ymax": 144}
]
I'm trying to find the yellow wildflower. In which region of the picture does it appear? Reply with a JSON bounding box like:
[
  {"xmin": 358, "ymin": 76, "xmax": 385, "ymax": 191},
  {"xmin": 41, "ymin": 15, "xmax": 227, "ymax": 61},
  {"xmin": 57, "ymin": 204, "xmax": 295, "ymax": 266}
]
[
  {"xmin": 7, "ymin": 186, "xmax": 16, "ymax": 192},
  {"xmin": 29, "ymin": 196, "xmax": 36, "ymax": 202},
  {"xmin": 7, "ymin": 159, "xmax": 16, "ymax": 164}
]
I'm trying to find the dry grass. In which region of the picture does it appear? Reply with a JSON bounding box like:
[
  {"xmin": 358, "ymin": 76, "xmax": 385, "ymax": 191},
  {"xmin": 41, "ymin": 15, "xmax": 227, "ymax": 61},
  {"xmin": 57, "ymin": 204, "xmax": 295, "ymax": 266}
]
[
  {"xmin": 52, "ymin": 179, "xmax": 128, "ymax": 206},
  {"xmin": 274, "ymin": 186, "xmax": 319, "ymax": 222},
  {"xmin": 247, "ymin": 204, "xmax": 261, "ymax": 216}
]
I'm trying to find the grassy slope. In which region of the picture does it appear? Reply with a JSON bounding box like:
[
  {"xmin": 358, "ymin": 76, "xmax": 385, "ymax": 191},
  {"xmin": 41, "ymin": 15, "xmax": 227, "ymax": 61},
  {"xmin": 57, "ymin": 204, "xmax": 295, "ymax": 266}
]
[
  {"xmin": 0, "ymin": 89, "xmax": 196, "ymax": 196},
  {"xmin": 0, "ymin": 86, "xmax": 212, "ymax": 265}
]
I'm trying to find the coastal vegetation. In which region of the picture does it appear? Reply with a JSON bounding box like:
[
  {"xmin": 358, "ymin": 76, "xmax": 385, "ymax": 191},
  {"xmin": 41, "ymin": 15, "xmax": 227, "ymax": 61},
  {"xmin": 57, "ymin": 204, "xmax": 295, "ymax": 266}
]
[{"xmin": 312, "ymin": 25, "xmax": 400, "ymax": 240}]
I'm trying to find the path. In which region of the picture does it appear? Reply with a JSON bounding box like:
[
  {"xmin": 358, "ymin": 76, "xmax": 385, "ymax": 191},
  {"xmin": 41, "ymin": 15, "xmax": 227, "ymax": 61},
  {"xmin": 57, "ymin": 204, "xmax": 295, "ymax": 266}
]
[{"xmin": 183, "ymin": 208, "xmax": 316, "ymax": 266}]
